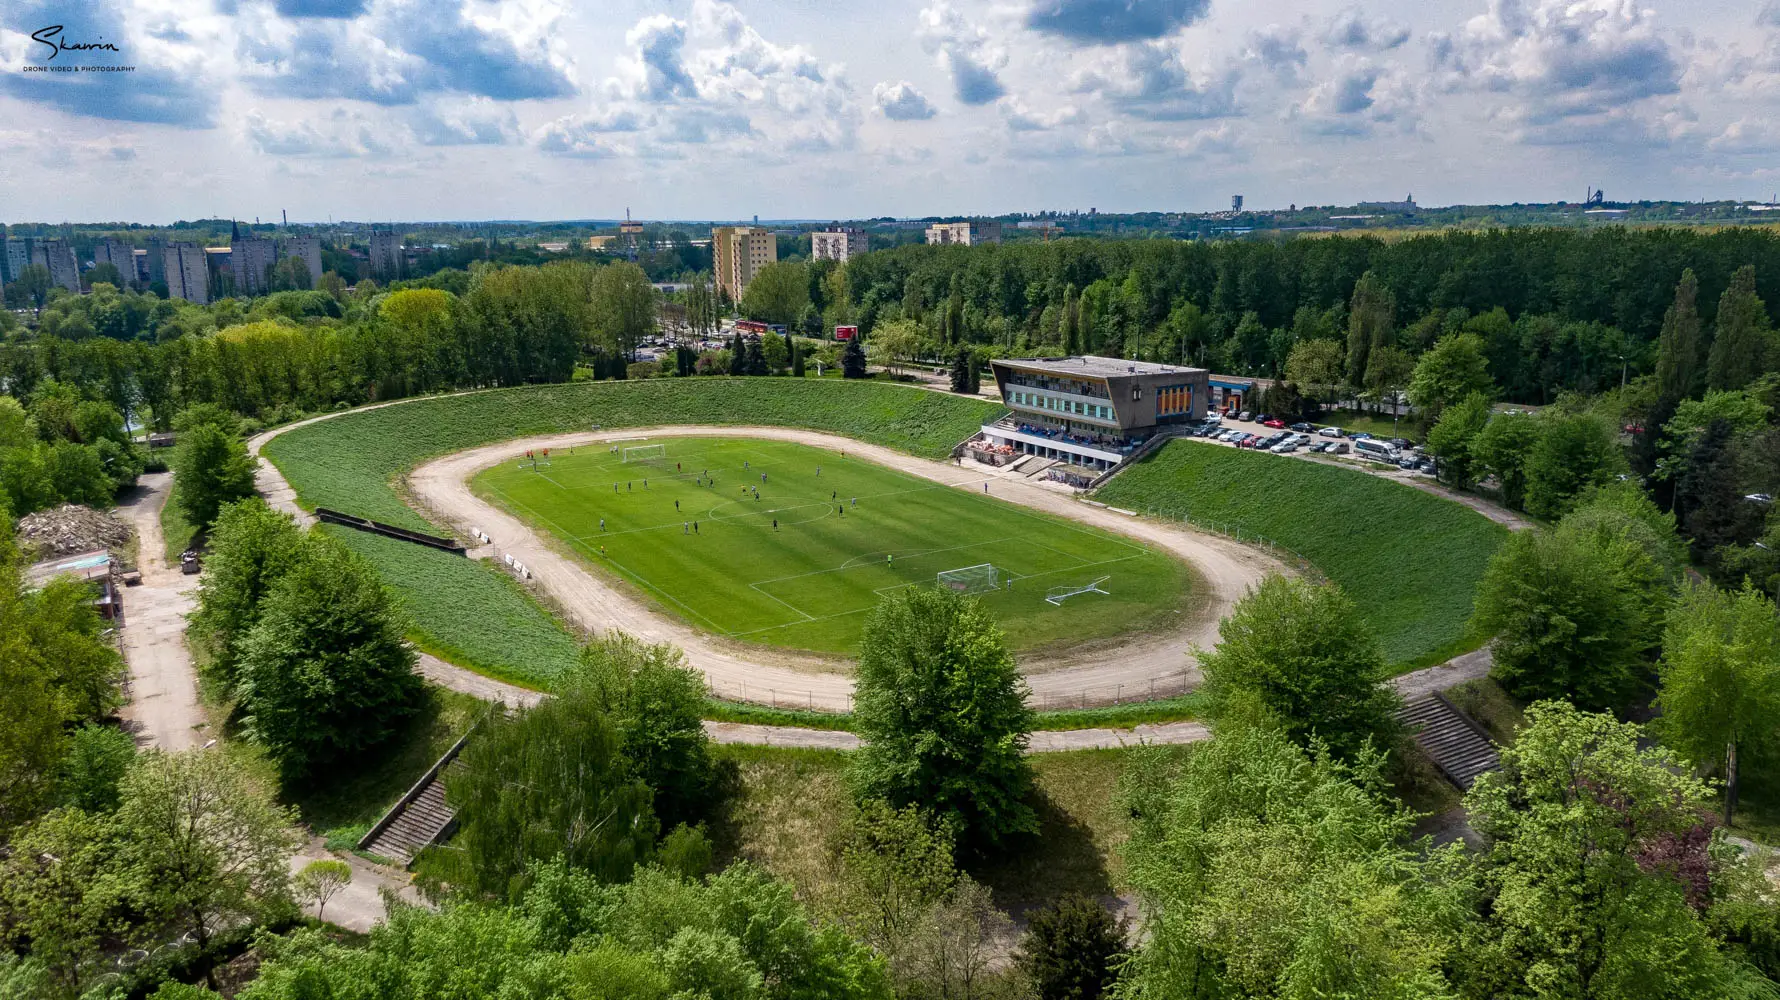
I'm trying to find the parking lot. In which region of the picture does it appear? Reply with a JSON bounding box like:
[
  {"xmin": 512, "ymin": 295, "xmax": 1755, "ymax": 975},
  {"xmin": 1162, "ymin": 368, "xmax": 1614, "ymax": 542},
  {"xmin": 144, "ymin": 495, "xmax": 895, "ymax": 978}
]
[{"xmin": 1187, "ymin": 412, "xmax": 1439, "ymax": 477}]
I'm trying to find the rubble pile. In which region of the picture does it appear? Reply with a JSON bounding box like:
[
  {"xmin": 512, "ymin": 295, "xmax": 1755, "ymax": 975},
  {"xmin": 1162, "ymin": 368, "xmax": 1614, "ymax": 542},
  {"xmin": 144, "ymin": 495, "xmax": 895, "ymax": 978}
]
[{"xmin": 16, "ymin": 505, "xmax": 132, "ymax": 559}]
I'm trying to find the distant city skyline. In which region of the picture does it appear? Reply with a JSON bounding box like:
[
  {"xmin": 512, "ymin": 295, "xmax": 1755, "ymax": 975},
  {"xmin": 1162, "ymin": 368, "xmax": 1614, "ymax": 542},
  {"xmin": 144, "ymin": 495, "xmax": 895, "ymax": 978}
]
[{"xmin": 2, "ymin": 0, "xmax": 1776, "ymax": 222}]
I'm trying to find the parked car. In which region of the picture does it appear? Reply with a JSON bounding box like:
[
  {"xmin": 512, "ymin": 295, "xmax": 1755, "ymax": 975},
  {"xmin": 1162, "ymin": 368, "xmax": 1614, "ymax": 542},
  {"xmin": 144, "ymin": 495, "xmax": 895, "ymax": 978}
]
[
  {"xmin": 1318, "ymin": 426, "xmax": 1343, "ymax": 438},
  {"xmin": 1289, "ymin": 422, "xmax": 1313, "ymax": 432},
  {"xmin": 1398, "ymin": 457, "xmax": 1419, "ymax": 470},
  {"xmin": 1238, "ymin": 411, "xmax": 1253, "ymax": 422},
  {"xmin": 1390, "ymin": 438, "xmax": 1412, "ymax": 449},
  {"xmin": 1262, "ymin": 418, "xmax": 1286, "ymax": 429},
  {"xmin": 1352, "ymin": 431, "xmax": 1373, "ymax": 440},
  {"xmin": 1416, "ymin": 458, "xmax": 1438, "ymax": 474},
  {"xmin": 1332, "ymin": 442, "xmax": 1350, "ymax": 454},
  {"xmin": 1270, "ymin": 441, "xmax": 1297, "ymax": 454},
  {"xmin": 1254, "ymin": 413, "xmax": 1272, "ymax": 423}
]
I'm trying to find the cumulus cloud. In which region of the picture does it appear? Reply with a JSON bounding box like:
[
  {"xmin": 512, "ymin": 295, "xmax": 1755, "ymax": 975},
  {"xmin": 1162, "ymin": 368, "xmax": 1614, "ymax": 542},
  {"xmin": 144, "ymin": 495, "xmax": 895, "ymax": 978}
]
[
  {"xmin": 1246, "ymin": 25, "xmax": 1308, "ymax": 81},
  {"xmin": 238, "ymin": 0, "xmax": 577, "ymax": 105},
  {"xmin": 1024, "ymin": 0, "xmax": 1211, "ymax": 45},
  {"xmin": 1430, "ymin": 0, "xmax": 1681, "ymax": 126},
  {"xmin": 1071, "ymin": 41, "xmax": 1240, "ymax": 120},
  {"xmin": 873, "ymin": 81, "xmax": 938, "ymax": 120},
  {"xmin": 1000, "ymin": 97, "xmax": 1086, "ymax": 131},
  {"xmin": 273, "ymin": 0, "xmax": 367, "ymax": 18},
  {"xmin": 244, "ymin": 108, "xmax": 395, "ymax": 157},
  {"xmin": 918, "ymin": 2, "xmax": 1006, "ymax": 105},
  {"xmin": 541, "ymin": 0, "xmax": 856, "ymax": 160},
  {"xmin": 407, "ymin": 99, "xmax": 521, "ymax": 146},
  {"xmin": 1323, "ymin": 8, "xmax": 1410, "ymax": 51}
]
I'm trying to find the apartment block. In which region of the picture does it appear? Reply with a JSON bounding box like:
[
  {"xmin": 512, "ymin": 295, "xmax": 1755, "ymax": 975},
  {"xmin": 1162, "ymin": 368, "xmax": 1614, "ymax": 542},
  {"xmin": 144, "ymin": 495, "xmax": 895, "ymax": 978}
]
[
  {"xmin": 92, "ymin": 240, "xmax": 139, "ymax": 287},
  {"xmin": 924, "ymin": 220, "xmax": 1003, "ymax": 246},
  {"xmin": 143, "ymin": 237, "xmax": 168, "ymax": 288},
  {"xmin": 369, "ymin": 230, "xmax": 402, "ymax": 279},
  {"xmin": 712, "ymin": 226, "xmax": 777, "ymax": 301},
  {"xmin": 811, "ymin": 227, "xmax": 868, "ymax": 262},
  {"xmin": 34, "ymin": 239, "xmax": 81, "ymax": 292},
  {"xmin": 163, "ymin": 242, "xmax": 209, "ymax": 304},
  {"xmin": 284, "ymin": 235, "xmax": 322, "ymax": 287},
  {"xmin": 231, "ymin": 237, "xmax": 277, "ymax": 296}
]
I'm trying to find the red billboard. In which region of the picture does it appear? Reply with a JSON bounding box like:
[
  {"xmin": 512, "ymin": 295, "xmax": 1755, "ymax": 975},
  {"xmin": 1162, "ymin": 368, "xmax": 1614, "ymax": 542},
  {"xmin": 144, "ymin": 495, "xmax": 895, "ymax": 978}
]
[{"xmin": 834, "ymin": 325, "xmax": 858, "ymax": 341}]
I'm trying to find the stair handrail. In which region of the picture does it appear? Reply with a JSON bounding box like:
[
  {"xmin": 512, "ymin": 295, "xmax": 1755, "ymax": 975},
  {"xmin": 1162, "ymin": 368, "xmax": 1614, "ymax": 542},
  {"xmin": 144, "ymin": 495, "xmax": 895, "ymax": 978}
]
[{"xmin": 357, "ymin": 723, "xmax": 476, "ymax": 853}]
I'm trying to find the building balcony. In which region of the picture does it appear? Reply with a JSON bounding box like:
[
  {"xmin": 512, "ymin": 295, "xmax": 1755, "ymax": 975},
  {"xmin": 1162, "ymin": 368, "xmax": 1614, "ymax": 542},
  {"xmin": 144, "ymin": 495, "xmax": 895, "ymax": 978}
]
[{"xmin": 981, "ymin": 419, "xmax": 1140, "ymax": 465}]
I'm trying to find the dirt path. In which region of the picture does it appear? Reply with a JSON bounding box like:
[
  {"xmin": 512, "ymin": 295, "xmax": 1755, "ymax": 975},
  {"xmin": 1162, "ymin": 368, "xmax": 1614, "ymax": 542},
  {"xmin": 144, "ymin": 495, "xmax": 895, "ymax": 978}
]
[
  {"xmin": 405, "ymin": 425, "xmax": 1285, "ymax": 712},
  {"xmin": 115, "ymin": 473, "xmax": 206, "ymax": 751}
]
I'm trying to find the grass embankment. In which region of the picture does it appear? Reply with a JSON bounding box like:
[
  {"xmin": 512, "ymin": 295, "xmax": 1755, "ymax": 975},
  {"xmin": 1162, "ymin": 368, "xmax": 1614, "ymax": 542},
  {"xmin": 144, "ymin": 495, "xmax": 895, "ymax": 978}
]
[
  {"xmin": 707, "ymin": 692, "xmax": 1204, "ymax": 733},
  {"xmin": 1096, "ymin": 440, "xmax": 1509, "ymax": 668},
  {"xmin": 321, "ymin": 526, "xmax": 584, "ymax": 689},
  {"xmin": 159, "ymin": 467, "xmax": 199, "ymax": 564},
  {"xmin": 264, "ymin": 378, "xmax": 1002, "ymax": 532},
  {"xmin": 477, "ymin": 436, "xmax": 1191, "ymax": 657},
  {"xmin": 715, "ymin": 743, "xmax": 1185, "ymax": 914}
]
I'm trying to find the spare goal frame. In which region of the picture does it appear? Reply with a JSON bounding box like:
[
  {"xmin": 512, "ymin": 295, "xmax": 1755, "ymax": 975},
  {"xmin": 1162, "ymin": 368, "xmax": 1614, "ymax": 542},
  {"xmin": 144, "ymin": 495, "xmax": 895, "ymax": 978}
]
[{"xmin": 1046, "ymin": 575, "xmax": 1111, "ymax": 605}]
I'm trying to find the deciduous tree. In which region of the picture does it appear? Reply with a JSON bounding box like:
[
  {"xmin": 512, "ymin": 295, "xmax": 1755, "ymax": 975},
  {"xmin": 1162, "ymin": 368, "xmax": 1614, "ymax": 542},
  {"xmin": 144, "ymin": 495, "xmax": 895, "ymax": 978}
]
[
  {"xmin": 850, "ymin": 587, "xmax": 1036, "ymax": 853},
  {"xmin": 174, "ymin": 423, "xmax": 257, "ymax": 531},
  {"xmin": 188, "ymin": 498, "xmax": 306, "ymax": 692}
]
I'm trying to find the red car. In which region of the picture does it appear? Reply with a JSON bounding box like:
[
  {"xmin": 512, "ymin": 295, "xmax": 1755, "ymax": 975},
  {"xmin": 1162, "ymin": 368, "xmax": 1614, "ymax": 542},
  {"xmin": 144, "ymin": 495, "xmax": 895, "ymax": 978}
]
[{"xmin": 1262, "ymin": 418, "xmax": 1286, "ymax": 429}]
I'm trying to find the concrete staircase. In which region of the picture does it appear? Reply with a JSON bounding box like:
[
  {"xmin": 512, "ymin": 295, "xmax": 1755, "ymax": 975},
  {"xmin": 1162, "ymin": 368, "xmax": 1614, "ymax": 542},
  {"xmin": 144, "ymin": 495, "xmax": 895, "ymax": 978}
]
[
  {"xmin": 1397, "ymin": 693, "xmax": 1500, "ymax": 790},
  {"xmin": 358, "ymin": 734, "xmax": 470, "ymax": 865}
]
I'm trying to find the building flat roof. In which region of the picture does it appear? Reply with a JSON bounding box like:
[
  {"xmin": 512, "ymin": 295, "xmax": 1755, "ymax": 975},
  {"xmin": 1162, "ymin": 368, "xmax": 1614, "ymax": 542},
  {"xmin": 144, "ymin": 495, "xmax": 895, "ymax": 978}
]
[{"xmin": 993, "ymin": 355, "xmax": 1206, "ymax": 379}]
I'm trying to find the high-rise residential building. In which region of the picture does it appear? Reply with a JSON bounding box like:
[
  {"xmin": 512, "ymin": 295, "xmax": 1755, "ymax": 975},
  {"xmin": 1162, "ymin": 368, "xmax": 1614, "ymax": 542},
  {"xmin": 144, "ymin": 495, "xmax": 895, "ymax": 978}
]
[
  {"xmin": 231, "ymin": 237, "xmax": 277, "ymax": 296},
  {"xmin": 143, "ymin": 236, "xmax": 168, "ymax": 288},
  {"xmin": 811, "ymin": 227, "xmax": 868, "ymax": 262},
  {"xmin": 712, "ymin": 226, "xmax": 777, "ymax": 302},
  {"xmin": 369, "ymin": 230, "xmax": 402, "ymax": 279},
  {"xmin": 924, "ymin": 220, "xmax": 1002, "ymax": 246},
  {"xmin": 34, "ymin": 239, "xmax": 81, "ymax": 292},
  {"xmin": 92, "ymin": 240, "xmax": 138, "ymax": 287},
  {"xmin": 163, "ymin": 242, "xmax": 209, "ymax": 304},
  {"xmin": 284, "ymin": 235, "xmax": 322, "ymax": 287},
  {"xmin": 0, "ymin": 230, "xmax": 27, "ymax": 288}
]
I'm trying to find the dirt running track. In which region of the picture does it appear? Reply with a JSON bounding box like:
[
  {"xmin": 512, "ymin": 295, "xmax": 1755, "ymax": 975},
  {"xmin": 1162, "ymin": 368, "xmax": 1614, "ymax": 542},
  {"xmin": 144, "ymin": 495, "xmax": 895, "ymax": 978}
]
[{"xmin": 405, "ymin": 426, "xmax": 1284, "ymax": 712}]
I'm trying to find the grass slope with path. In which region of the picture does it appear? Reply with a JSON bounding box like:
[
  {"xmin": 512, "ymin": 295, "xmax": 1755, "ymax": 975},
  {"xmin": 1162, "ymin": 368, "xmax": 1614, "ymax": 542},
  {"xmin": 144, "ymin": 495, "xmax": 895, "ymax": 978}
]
[
  {"xmin": 476, "ymin": 436, "xmax": 1190, "ymax": 657},
  {"xmin": 1096, "ymin": 439, "xmax": 1508, "ymax": 667},
  {"xmin": 264, "ymin": 378, "xmax": 1002, "ymax": 532}
]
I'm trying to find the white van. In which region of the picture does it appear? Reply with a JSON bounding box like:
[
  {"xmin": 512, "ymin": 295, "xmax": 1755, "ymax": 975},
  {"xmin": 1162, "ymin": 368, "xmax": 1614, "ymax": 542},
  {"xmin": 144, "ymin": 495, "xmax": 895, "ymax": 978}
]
[{"xmin": 1352, "ymin": 438, "xmax": 1401, "ymax": 463}]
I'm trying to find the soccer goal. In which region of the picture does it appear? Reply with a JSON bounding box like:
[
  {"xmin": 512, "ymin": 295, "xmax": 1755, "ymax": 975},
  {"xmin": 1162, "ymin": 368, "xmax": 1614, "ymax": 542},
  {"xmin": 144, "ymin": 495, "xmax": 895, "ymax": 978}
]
[
  {"xmin": 622, "ymin": 443, "xmax": 666, "ymax": 464},
  {"xmin": 1046, "ymin": 576, "xmax": 1111, "ymax": 605},
  {"xmin": 937, "ymin": 563, "xmax": 1000, "ymax": 595}
]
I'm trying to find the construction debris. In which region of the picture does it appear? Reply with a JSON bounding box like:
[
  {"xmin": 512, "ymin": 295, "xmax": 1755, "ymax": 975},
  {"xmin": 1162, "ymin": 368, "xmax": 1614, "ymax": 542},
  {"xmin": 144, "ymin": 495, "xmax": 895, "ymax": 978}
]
[{"xmin": 15, "ymin": 505, "xmax": 132, "ymax": 560}]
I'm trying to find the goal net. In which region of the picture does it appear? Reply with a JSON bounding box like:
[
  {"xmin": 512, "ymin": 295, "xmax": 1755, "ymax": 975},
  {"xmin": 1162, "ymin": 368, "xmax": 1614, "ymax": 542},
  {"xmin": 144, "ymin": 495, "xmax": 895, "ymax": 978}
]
[
  {"xmin": 937, "ymin": 563, "xmax": 1000, "ymax": 595},
  {"xmin": 622, "ymin": 443, "xmax": 666, "ymax": 464},
  {"xmin": 1046, "ymin": 576, "xmax": 1111, "ymax": 606}
]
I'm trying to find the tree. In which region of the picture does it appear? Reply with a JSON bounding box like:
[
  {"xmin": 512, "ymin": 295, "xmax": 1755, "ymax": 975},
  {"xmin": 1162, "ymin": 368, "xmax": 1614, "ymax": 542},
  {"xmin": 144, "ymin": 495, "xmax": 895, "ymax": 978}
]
[
  {"xmin": 842, "ymin": 332, "xmax": 868, "ymax": 379},
  {"xmin": 1425, "ymin": 391, "xmax": 1493, "ymax": 487},
  {"xmin": 1473, "ymin": 410, "xmax": 1545, "ymax": 509},
  {"xmin": 1471, "ymin": 528, "xmax": 1655, "ymax": 709},
  {"xmin": 1362, "ymin": 344, "xmax": 1415, "ymax": 417},
  {"xmin": 1119, "ymin": 721, "xmax": 1462, "ymax": 1000},
  {"xmin": 1283, "ymin": 339, "xmax": 1345, "ymax": 409},
  {"xmin": 445, "ymin": 682, "xmax": 658, "ymax": 896},
  {"xmin": 739, "ymin": 262, "xmax": 809, "ymax": 326},
  {"xmin": 174, "ymin": 423, "xmax": 257, "ymax": 531},
  {"xmin": 790, "ymin": 336, "xmax": 806, "ymax": 377},
  {"xmin": 1016, "ymin": 894, "xmax": 1126, "ymax": 1000},
  {"xmin": 1523, "ymin": 413, "xmax": 1626, "ymax": 520},
  {"xmin": 116, "ymin": 749, "xmax": 299, "ymax": 960},
  {"xmin": 268, "ymin": 256, "xmax": 313, "ymax": 292},
  {"xmin": 1345, "ymin": 270, "xmax": 1395, "ymax": 386},
  {"xmin": 316, "ymin": 270, "xmax": 347, "ymax": 302},
  {"xmin": 728, "ymin": 331, "xmax": 748, "ymax": 376},
  {"xmin": 1407, "ymin": 332, "xmax": 1493, "ymax": 420},
  {"xmin": 1708, "ymin": 265, "xmax": 1775, "ymax": 391},
  {"xmin": 1656, "ymin": 268, "xmax": 1706, "ymax": 403},
  {"xmin": 835, "ymin": 799, "xmax": 959, "ymax": 966},
  {"xmin": 1464, "ymin": 701, "xmax": 1766, "ymax": 1000},
  {"xmin": 1657, "ymin": 583, "xmax": 1780, "ymax": 825},
  {"xmin": 13, "ymin": 264, "xmax": 52, "ymax": 315},
  {"xmin": 55, "ymin": 724, "xmax": 135, "ymax": 813},
  {"xmin": 0, "ymin": 397, "xmax": 35, "ymax": 449},
  {"xmin": 570, "ymin": 633, "xmax": 721, "ymax": 831},
  {"xmin": 850, "ymin": 587, "xmax": 1036, "ymax": 853},
  {"xmin": 293, "ymin": 859, "xmax": 352, "ymax": 924},
  {"xmin": 0, "ymin": 807, "xmax": 142, "ymax": 996},
  {"xmin": 744, "ymin": 337, "xmax": 769, "ymax": 376},
  {"xmin": 949, "ymin": 347, "xmax": 973, "ymax": 393},
  {"xmin": 868, "ymin": 319, "xmax": 920, "ymax": 375},
  {"xmin": 84, "ymin": 262, "xmax": 121, "ymax": 291},
  {"xmin": 235, "ymin": 536, "xmax": 423, "ymax": 780},
  {"xmin": 590, "ymin": 262, "xmax": 657, "ymax": 361},
  {"xmin": 188, "ymin": 498, "xmax": 306, "ymax": 692},
  {"xmin": 1197, "ymin": 575, "xmax": 1399, "ymax": 759}
]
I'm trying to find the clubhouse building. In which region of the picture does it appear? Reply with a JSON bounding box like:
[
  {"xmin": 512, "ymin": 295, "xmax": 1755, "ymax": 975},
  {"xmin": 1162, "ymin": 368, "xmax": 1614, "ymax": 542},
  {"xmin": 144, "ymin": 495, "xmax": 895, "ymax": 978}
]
[{"xmin": 973, "ymin": 356, "xmax": 1210, "ymax": 473}]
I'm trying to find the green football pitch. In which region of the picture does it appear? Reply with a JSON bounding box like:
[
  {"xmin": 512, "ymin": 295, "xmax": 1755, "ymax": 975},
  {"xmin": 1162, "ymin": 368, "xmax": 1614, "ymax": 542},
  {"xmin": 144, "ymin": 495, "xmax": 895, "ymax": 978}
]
[{"xmin": 473, "ymin": 437, "xmax": 1195, "ymax": 656}]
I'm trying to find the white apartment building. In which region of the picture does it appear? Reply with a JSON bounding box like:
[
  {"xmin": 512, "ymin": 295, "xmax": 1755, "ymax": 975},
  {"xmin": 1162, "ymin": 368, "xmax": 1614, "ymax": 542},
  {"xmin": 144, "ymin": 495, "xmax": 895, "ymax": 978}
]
[
  {"xmin": 284, "ymin": 236, "xmax": 322, "ymax": 287},
  {"xmin": 811, "ymin": 227, "xmax": 868, "ymax": 262},
  {"xmin": 231, "ymin": 237, "xmax": 277, "ymax": 296},
  {"xmin": 924, "ymin": 220, "xmax": 1003, "ymax": 246},
  {"xmin": 369, "ymin": 230, "xmax": 402, "ymax": 279}
]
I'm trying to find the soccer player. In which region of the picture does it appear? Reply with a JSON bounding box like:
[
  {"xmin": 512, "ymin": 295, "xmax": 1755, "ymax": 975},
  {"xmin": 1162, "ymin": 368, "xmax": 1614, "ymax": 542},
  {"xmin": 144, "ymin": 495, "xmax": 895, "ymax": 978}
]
[
  {"xmin": 675, "ymin": 500, "xmax": 680, "ymax": 511},
  {"xmin": 600, "ymin": 518, "xmax": 606, "ymax": 531},
  {"xmin": 851, "ymin": 496, "xmax": 857, "ymax": 507},
  {"xmin": 683, "ymin": 522, "xmax": 689, "ymax": 534},
  {"xmin": 772, "ymin": 519, "xmax": 778, "ymax": 530},
  {"xmin": 694, "ymin": 521, "xmax": 699, "ymax": 534}
]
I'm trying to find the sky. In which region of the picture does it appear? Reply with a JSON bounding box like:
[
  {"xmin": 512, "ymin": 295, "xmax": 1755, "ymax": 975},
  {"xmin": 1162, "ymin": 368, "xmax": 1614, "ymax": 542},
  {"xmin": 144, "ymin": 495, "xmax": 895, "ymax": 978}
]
[{"xmin": 2, "ymin": 0, "xmax": 1779, "ymax": 223}]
